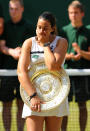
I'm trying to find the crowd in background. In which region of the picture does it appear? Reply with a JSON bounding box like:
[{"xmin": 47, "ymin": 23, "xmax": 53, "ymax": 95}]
[{"xmin": 0, "ymin": 0, "xmax": 90, "ymax": 131}]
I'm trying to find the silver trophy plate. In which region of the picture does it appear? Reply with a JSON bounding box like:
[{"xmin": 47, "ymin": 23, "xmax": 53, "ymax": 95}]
[{"xmin": 20, "ymin": 59, "xmax": 70, "ymax": 111}]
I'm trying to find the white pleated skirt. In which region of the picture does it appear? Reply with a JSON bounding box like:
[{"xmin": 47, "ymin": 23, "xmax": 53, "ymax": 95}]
[{"xmin": 22, "ymin": 97, "xmax": 69, "ymax": 118}]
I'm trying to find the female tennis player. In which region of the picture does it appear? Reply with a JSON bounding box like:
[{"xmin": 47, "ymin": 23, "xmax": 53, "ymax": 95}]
[{"xmin": 17, "ymin": 11, "xmax": 69, "ymax": 131}]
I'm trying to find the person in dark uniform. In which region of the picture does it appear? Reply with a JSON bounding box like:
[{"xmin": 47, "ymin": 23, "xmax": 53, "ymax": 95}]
[
  {"xmin": 0, "ymin": 0, "xmax": 35, "ymax": 131},
  {"xmin": 59, "ymin": 1, "xmax": 90, "ymax": 131},
  {"xmin": 0, "ymin": 3, "xmax": 5, "ymax": 108},
  {"xmin": 0, "ymin": 3, "xmax": 4, "ymax": 68}
]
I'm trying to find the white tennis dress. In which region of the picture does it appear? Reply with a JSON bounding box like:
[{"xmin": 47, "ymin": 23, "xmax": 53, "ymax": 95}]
[{"xmin": 22, "ymin": 36, "xmax": 69, "ymax": 118}]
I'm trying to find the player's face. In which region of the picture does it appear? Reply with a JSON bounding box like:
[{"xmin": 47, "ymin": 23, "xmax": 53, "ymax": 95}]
[
  {"xmin": 9, "ymin": 1, "xmax": 24, "ymax": 21},
  {"xmin": 68, "ymin": 6, "xmax": 84, "ymax": 24},
  {"xmin": 36, "ymin": 18, "xmax": 53, "ymax": 43}
]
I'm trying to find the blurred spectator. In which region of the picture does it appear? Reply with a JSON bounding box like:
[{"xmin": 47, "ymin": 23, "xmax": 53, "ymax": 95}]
[
  {"xmin": 0, "ymin": 0, "xmax": 35, "ymax": 131},
  {"xmin": 59, "ymin": 1, "xmax": 90, "ymax": 131},
  {"xmin": 0, "ymin": 4, "xmax": 5, "ymax": 113},
  {"xmin": 0, "ymin": 3, "xmax": 4, "ymax": 68},
  {"xmin": 86, "ymin": 25, "xmax": 90, "ymax": 101}
]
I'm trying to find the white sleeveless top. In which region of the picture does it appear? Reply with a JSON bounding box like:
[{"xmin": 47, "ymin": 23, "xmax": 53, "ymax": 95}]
[
  {"xmin": 31, "ymin": 36, "xmax": 64, "ymax": 64},
  {"xmin": 22, "ymin": 36, "xmax": 69, "ymax": 118}
]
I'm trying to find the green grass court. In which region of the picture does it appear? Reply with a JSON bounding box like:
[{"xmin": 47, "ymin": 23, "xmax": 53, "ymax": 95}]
[{"xmin": 0, "ymin": 99, "xmax": 90, "ymax": 131}]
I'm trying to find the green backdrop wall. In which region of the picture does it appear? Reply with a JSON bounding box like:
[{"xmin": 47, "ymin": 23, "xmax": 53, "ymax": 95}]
[{"xmin": 0, "ymin": 0, "xmax": 90, "ymax": 28}]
